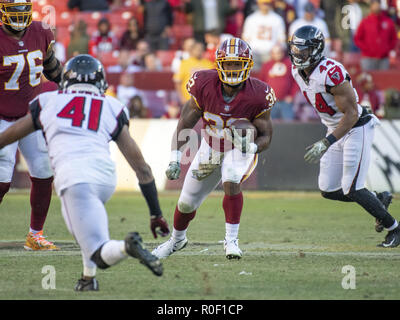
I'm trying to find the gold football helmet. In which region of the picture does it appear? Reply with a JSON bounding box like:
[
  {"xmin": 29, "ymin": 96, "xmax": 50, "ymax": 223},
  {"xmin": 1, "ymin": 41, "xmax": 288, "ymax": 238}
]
[{"xmin": 0, "ymin": 0, "xmax": 33, "ymax": 31}]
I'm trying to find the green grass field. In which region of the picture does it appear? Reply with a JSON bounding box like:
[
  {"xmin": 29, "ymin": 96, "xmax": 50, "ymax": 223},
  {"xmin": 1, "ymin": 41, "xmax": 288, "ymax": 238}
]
[{"xmin": 1, "ymin": 190, "xmax": 400, "ymax": 300}]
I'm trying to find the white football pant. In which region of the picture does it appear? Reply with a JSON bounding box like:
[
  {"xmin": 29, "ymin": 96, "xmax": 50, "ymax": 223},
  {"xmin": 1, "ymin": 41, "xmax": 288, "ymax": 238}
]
[
  {"xmin": 0, "ymin": 119, "xmax": 53, "ymax": 182},
  {"xmin": 319, "ymin": 117, "xmax": 379, "ymax": 195},
  {"xmin": 178, "ymin": 138, "xmax": 258, "ymax": 213}
]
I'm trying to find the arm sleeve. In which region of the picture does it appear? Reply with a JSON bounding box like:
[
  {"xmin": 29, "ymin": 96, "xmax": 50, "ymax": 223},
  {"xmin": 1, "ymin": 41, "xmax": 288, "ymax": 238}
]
[
  {"xmin": 111, "ymin": 108, "xmax": 130, "ymax": 141},
  {"xmin": 29, "ymin": 98, "xmax": 43, "ymax": 130}
]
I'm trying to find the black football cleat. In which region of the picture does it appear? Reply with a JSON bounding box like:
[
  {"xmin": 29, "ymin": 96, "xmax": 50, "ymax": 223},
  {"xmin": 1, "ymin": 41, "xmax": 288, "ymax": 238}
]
[
  {"xmin": 375, "ymin": 191, "xmax": 393, "ymax": 233},
  {"xmin": 125, "ymin": 232, "xmax": 163, "ymax": 277},
  {"xmin": 377, "ymin": 225, "xmax": 400, "ymax": 248},
  {"xmin": 74, "ymin": 277, "xmax": 99, "ymax": 291}
]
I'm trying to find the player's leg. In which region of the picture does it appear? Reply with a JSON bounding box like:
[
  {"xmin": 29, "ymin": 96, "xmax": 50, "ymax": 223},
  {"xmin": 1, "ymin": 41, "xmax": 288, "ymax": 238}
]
[
  {"xmin": 342, "ymin": 123, "xmax": 399, "ymax": 247},
  {"xmin": 220, "ymin": 148, "xmax": 258, "ymax": 259},
  {"xmin": 18, "ymin": 131, "xmax": 57, "ymax": 250},
  {"xmin": 152, "ymin": 140, "xmax": 222, "ymax": 258},
  {"xmin": 61, "ymin": 183, "xmax": 161, "ymax": 291},
  {"xmin": 0, "ymin": 120, "xmax": 19, "ymax": 203}
]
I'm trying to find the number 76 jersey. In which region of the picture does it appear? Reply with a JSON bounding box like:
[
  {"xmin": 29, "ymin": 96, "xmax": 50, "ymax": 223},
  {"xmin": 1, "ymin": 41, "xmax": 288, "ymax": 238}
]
[
  {"xmin": 29, "ymin": 89, "xmax": 129, "ymax": 195},
  {"xmin": 291, "ymin": 58, "xmax": 363, "ymax": 131}
]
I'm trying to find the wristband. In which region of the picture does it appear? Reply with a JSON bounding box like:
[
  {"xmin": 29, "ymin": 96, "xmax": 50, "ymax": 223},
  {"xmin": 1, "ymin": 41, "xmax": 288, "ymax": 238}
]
[
  {"xmin": 170, "ymin": 150, "xmax": 182, "ymax": 163},
  {"xmin": 325, "ymin": 134, "xmax": 337, "ymax": 146}
]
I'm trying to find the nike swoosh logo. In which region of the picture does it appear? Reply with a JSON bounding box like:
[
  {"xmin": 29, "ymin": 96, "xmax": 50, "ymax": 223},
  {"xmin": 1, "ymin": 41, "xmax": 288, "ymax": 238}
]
[{"xmin": 383, "ymin": 239, "xmax": 395, "ymax": 247}]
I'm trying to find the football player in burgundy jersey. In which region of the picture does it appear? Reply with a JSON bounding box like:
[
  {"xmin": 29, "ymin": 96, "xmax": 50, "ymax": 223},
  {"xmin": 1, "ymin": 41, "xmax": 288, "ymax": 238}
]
[
  {"xmin": 0, "ymin": 0, "xmax": 63, "ymax": 250},
  {"xmin": 152, "ymin": 38, "xmax": 275, "ymax": 259},
  {"xmin": 289, "ymin": 25, "xmax": 399, "ymax": 247}
]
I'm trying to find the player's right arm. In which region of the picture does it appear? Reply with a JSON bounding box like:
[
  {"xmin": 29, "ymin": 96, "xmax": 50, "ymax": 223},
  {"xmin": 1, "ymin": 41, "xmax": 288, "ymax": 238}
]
[
  {"xmin": 115, "ymin": 125, "xmax": 170, "ymax": 238},
  {"xmin": 0, "ymin": 114, "xmax": 36, "ymax": 149},
  {"xmin": 166, "ymin": 97, "xmax": 202, "ymax": 180}
]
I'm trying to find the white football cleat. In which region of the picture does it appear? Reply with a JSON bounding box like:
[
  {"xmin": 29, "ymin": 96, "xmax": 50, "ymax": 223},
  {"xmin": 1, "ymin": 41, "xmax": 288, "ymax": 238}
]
[
  {"xmin": 224, "ymin": 238, "xmax": 242, "ymax": 259},
  {"xmin": 151, "ymin": 237, "xmax": 188, "ymax": 259}
]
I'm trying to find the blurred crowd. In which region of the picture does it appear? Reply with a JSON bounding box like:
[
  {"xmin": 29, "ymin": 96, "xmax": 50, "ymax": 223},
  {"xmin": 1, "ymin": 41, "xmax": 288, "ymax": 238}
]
[{"xmin": 50, "ymin": 0, "xmax": 400, "ymax": 120}]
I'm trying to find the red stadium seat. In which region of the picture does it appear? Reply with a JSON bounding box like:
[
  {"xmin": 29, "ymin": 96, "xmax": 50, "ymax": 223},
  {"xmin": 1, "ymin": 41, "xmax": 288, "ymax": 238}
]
[
  {"xmin": 156, "ymin": 50, "xmax": 176, "ymax": 69},
  {"xmin": 98, "ymin": 51, "xmax": 119, "ymax": 68}
]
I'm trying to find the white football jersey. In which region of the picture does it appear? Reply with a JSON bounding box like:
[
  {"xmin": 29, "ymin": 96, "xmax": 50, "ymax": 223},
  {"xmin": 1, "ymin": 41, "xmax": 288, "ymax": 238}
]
[
  {"xmin": 29, "ymin": 85, "xmax": 129, "ymax": 195},
  {"xmin": 291, "ymin": 58, "xmax": 363, "ymax": 130}
]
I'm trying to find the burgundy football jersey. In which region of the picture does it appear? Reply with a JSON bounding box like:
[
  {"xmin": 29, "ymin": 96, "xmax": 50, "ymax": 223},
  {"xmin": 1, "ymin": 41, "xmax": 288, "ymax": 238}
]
[
  {"xmin": 187, "ymin": 69, "xmax": 275, "ymax": 151},
  {"xmin": 0, "ymin": 21, "xmax": 55, "ymax": 120}
]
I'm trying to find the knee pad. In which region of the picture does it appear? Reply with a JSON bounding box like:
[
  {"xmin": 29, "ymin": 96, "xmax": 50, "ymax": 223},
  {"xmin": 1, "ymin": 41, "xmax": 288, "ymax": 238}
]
[
  {"xmin": 177, "ymin": 200, "xmax": 198, "ymax": 214},
  {"xmin": 0, "ymin": 182, "xmax": 11, "ymax": 203},
  {"xmin": 90, "ymin": 244, "xmax": 110, "ymax": 269}
]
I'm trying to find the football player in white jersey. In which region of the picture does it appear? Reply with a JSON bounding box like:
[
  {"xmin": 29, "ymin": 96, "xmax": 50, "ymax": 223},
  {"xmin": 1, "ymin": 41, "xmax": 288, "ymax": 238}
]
[
  {"xmin": 0, "ymin": 55, "xmax": 169, "ymax": 291},
  {"xmin": 289, "ymin": 25, "xmax": 399, "ymax": 248}
]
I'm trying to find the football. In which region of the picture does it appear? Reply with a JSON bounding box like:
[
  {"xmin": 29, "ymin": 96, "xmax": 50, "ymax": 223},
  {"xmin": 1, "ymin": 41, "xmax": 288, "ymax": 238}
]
[{"xmin": 229, "ymin": 119, "xmax": 258, "ymax": 139}]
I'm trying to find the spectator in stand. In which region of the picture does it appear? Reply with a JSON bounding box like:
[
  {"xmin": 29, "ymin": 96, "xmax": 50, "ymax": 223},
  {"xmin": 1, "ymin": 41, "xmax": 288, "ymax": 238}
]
[
  {"xmin": 120, "ymin": 17, "xmax": 144, "ymax": 51},
  {"xmin": 128, "ymin": 95, "xmax": 152, "ymax": 118},
  {"xmin": 259, "ymin": 44, "xmax": 297, "ymax": 121},
  {"xmin": 184, "ymin": 0, "xmax": 235, "ymax": 43},
  {"xmin": 162, "ymin": 101, "xmax": 181, "ymax": 119},
  {"xmin": 273, "ymin": 0, "xmax": 297, "ymax": 34},
  {"xmin": 140, "ymin": 0, "xmax": 173, "ymax": 51},
  {"xmin": 173, "ymin": 40, "xmax": 214, "ymax": 104},
  {"xmin": 117, "ymin": 73, "xmax": 142, "ymax": 107},
  {"xmin": 289, "ymin": 2, "xmax": 331, "ymax": 56},
  {"xmin": 171, "ymin": 37, "xmax": 195, "ymax": 73},
  {"xmin": 204, "ymin": 29, "xmax": 222, "ymax": 62},
  {"xmin": 141, "ymin": 52, "xmax": 170, "ymax": 118},
  {"xmin": 132, "ymin": 39, "xmax": 151, "ymax": 68},
  {"xmin": 354, "ymin": 0, "xmax": 397, "ymax": 71},
  {"xmin": 356, "ymin": 72, "xmax": 385, "ymax": 117},
  {"xmin": 67, "ymin": 20, "xmax": 90, "ymax": 58},
  {"xmin": 107, "ymin": 49, "xmax": 143, "ymax": 73},
  {"xmin": 67, "ymin": 0, "xmax": 109, "ymax": 11},
  {"xmin": 242, "ymin": 0, "xmax": 286, "ymax": 70},
  {"xmin": 223, "ymin": 0, "xmax": 241, "ymax": 37},
  {"xmin": 89, "ymin": 17, "xmax": 119, "ymax": 57}
]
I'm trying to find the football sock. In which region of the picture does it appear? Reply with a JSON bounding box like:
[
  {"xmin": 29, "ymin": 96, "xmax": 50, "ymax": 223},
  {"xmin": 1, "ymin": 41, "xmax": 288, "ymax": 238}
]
[
  {"xmin": 172, "ymin": 228, "xmax": 187, "ymax": 241},
  {"xmin": 29, "ymin": 176, "xmax": 53, "ymax": 231},
  {"xmin": 173, "ymin": 206, "xmax": 196, "ymax": 231},
  {"xmin": 225, "ymin": 223, "xmax": 240, "ymax": 241},
  {"xmin": 100, "ymin": 240, "xmax": 127, "ymax": 266},
  {"xmin": 0, "ymin": 182, "xmax": 11, "ymax": 204},
  {"xmin": 223, "ymin": 192, "xmax": 243, "ymax": 224},
  {"xmin": 347, "ymin": 188, "xmax": 396, "ymax": 228},
  {"xmin": 83, "ymin": 266, "xmax": 97, "ymax": 278},
  {"xmin": 29, "ymin": 228, "xmax": 41, "ymax": 235}
]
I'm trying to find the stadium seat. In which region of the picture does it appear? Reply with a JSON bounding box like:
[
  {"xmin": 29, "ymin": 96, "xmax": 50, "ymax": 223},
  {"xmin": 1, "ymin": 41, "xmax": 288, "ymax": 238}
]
[{"xmin": 156, "ymin": 50, "xmax": 176, "ymax": 69}]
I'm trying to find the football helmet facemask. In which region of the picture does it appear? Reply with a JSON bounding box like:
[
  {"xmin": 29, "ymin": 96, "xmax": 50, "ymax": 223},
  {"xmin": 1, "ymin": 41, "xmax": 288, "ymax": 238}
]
[
  {"xmin": 288, "ymin": 25, "xmax": 325, "ymax": 70},
  {"xmin": 61, "ymin": 54, "xmax": 108, "ymax": 94},
  {"xmin": 0, "ymin": 0, "xmax": 32, "ymax": 32},
  {"xmin": 216, "ymin": 38, "xmax": 254, "ymax": 86}
]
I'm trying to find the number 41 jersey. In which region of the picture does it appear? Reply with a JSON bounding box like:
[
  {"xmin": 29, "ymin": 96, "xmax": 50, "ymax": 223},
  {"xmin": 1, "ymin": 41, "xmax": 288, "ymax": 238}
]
[
  {"xmin": 29, "ymin": 88, "xmax": 129, "ymax": 195},
  {"xmin": 291, "ymin": 58, "xmax": 363, "ymax": 131}
]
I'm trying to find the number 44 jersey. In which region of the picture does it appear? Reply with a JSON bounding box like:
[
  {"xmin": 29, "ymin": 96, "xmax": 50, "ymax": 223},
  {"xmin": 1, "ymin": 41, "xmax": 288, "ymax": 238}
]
[
  {"xmin": 0, "ymin": 21, "xmax": 55, "ymax": 120},
  {"xmin": 291, "ymin": 58, "xmax": 363, "ymax": 131},
  {"xmin": 29, "ymin": 88, "xmax": 130, "ymax": 195}
]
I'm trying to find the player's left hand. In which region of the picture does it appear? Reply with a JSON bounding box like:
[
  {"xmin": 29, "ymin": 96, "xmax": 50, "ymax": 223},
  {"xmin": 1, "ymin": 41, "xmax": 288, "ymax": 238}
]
[
  {"xmin": 304, "ymin": 138, "xmax": 330, "ymax": 163},
  {"xmin": 150, "ymin": 215, "xmax": 170, "ymax": 238},
  {"xmin": 225, "ymin": 126, "xmax": 257, "ymax": 154}
]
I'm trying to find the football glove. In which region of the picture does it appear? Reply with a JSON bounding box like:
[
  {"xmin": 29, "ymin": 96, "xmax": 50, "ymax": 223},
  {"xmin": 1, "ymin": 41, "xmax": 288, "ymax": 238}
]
[
  {"xmin": 192, "ymin": 149, "xmax": 223, "ymax": 181},
  {"xmin": 166, "ymin": 161, "xmax": 181, "ymax": 180},
  {"xmin": 150, "ymin": 215, "xmax": 170, "ymax": 238},
  {"xmin": 304, "ymin": 138, "xmax": 330, "ymax": 163},
  {"xmin": 224, "ymin": 126, "xmax": 257, "ymax": 154}
]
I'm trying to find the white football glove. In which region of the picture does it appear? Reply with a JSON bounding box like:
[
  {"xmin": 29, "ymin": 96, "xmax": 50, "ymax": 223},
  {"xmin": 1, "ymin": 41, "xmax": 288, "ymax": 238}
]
[
  {"xmin": 165, "ymin": 150, "xmax": 182, "ymax": 180},
  {"xmin": 192, "ymin": 149, "xmax": 223, "ymax": 181},
  {"xmin": 304, "ymin": 138, "xmax": 330, "ymax": 164},
  {"xmin": 224, "ymin": 126, "xmax": 257, "ymax": 154}
]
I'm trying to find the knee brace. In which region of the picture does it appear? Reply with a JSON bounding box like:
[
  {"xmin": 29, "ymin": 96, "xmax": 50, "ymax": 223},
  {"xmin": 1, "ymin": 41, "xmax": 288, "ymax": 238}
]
[
  {"xmin": 90, "ymin": 244, "xmax": 110, "ymax": 269},
  {"xmin": 321, "ymin": 190, "xmax": 353, "ymax": 202},
  {"xmin": 177, "ymin": 200, "xmax": 198, "ymax": 214}
]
